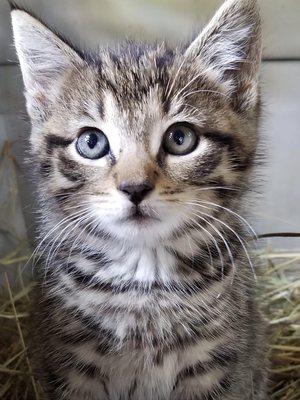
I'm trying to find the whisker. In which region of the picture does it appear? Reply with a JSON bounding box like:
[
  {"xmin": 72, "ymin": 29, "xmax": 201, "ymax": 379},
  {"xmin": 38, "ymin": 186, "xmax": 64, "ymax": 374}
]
[
  {"xmin": 192, "ymin": 186, "xmax": 239, "ymax": 192},
  {"xmin": 189, "ymin": 199, "xmax": 257, "ymax": 239},
  {"xmin": 51, "ymin": 191, "xmax": 108, "ymax": 198},
  {"xmin": 180, "ymin": 88, "xmax": 226, "ymax": 102},
  {"xmin": 190, "ymin": 211, "xmax": 235, "ymax": 280},
  {"xmin": 185, "ymin": 221, "xmax": 214, "ymax": 268},
  {"xmin": 180, "ymin": 103, "xmax": 201, "ymax": 116},
  {"xmin": 43, "ymin": 209, "xmax": 93, "ymax": 278},
  {"xmin": 184, "ymin": 212, "xmax": 225, "ymax": 276},
  {"xmin": 175, "ymin": 196, "xmax": 235, "ymax": 277},
  {"xmin": 197, "ymin": 230, "xmax": 214, "ymax": 267},
  {"xmin": 190, "ymin": 205, "xmax": 256, "ymax": 280},
  {"xmin": 165, "ymin": 57, "xmax": 189, "ymax": 101},
  {"xmin": 173, "ymin": 71, "xmax": 226, "ymax": 105},
  {"xmin": 22, "ymin": 209, "xmax": 86, "ymax": 274},
  {"xmin": 66, "ymin": 212, "xmax": 103, "ymax": 266}
]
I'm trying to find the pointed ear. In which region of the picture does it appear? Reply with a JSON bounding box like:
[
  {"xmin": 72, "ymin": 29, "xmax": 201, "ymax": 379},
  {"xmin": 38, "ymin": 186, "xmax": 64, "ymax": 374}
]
[
  {"xmin": 185, "ymin": 0, "xmax": 262, "ymax": 113},
  {"xmin": 11, "ymin": 8, "xmax": 84, "ymax": 121}
]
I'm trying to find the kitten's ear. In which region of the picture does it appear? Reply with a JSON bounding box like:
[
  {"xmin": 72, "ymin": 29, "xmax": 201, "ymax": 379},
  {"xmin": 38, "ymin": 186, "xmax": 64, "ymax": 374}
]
[
  {"xmin": 185, "ymin": 0, "xmax": 262, "ymax": 112},
  {"xmin": 10, "ymin": 7, "xmax": 84, "ymax": 121}
]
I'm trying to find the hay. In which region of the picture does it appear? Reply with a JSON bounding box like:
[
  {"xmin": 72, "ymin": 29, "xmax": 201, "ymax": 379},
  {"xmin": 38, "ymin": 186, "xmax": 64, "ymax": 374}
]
[
  {"xmin": 0, "ymin": 140, "xmax": 299, "ymax": 398},
  {"xmin": 260, "ymin": 252, "xmax": 300, "ymax": 398}
]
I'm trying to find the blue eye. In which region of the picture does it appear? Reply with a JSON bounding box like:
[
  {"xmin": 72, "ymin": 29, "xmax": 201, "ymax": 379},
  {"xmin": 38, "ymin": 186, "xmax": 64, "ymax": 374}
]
[
  {"xmin": 76, "ymin": 129, "xmax": 109, "ymax": 160},
  {"xmin": 163, "ymin": 125, "xmax": 198, "ymax": 156}
]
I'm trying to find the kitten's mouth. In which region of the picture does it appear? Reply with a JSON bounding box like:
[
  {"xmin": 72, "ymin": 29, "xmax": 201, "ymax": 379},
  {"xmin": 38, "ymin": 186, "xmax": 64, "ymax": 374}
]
[{"xmin": 122, "ymin": 206, "xmax": 160, "ymax": 224}]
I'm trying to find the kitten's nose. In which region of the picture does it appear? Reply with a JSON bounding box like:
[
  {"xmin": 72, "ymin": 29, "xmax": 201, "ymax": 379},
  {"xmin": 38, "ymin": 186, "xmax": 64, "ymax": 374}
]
[{"xmin": 118, "ymin": 182, "xmax": 154, "ymax": 205}]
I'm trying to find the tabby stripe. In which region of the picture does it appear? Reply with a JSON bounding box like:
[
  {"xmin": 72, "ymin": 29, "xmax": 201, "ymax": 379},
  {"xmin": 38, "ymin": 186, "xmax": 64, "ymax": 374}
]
[
  {"xmin": 128, "ymin": 378, "xmax": 137, "ymax": 397},
  {"xmin": 43, "ymin": 370, "xmax": 67, "ymax": 400},
  {"xmin": 61, "ymin": 304, "xmax": 225, "ymax": 358},
  {"xmin": 46, "ymin": 134, "xmax": 73, "ymax": 149},
  {"xmin": 174, "ymin": 348, "xmax": 237, "ymax": 388},
  {"xmin": 77, "ymin": 222, "xmax": 113, "ymax": 240},
  {"xmin": 168, "ymin": 248, "xmax": 233, "ymax": 284},
  {"xmin": 203, "ymin": 131, "xmax": 236, "ymax": 148},
  {"xmin": 60, "ymin": 330, "xmax": 96, "ymax": 345},
  {"xmin": 96, "ymin": 340, "xmax": 115, "ymax": 356},
  {"xmin": 58, "ymin": 154, "xmax": 85, "ymax": 183},
  {"xmin": 70, "ymin": 311, "xmax": 117, "ymax": 356},
  {"xmin": 74, "ymin": 361, "xmax": 97, "ymax": 379},
  {"xmin": 200, "ymin": 374, "xmax": 232, "ymax": 400},
  {"xmin": 54, "ymin": 183, "xmax": 85, "ymax": 204},
  {"xmin": 203, "ymin": 131, "xmax": 253, "ymax": 171},
  {"xmin": 65, "ymin": 262, "xmax": 221, "ymax": 295},
  {"xmin": 151, "ymin": 319, "xmax": 221, "ymax": 356},
  {"xmin": 82, "ymin": 110, "xmax": 97, "ymax": 121},
  {"xmin": 170, "ymin": 218, "xmax": 211, "ymax": 240},
  {"xmin": 195, "ymin": 178, "xmax": 240, "ymax": 199},
  {"xmin": 58, "ymin": 295, "xmax": 223, "ymax": 340},
  {"xmin": 211, "ymin": 346, "xmax": 238, "ymax": 366},
  {"xmin": 70, "ymin": 357, "xmax": 109, "ymax": 394},
  {"xmin": 45, "ymin": 367, "xmax": 65, "ymax": 386},
  {"xmin": 154, "ymin": 326, "xmax": 227, "ymax": 364},
  {"xmin": 182, "ymin": 373, "xmax": 232, "ymax": 400},
  {"xmin": 152, "ymin": 333, "xmax": 199, "ymax": 360},
  {"xmin": 76, "ymin": 250, "xmax": 111, "ymax": 265},
  {"xmin": 69, "ymin": 308, "xmax": 117, "ymax": 346},
  {"xmin": 40, "ymin": 161, "xmax": 52, "ymax": 177},
  {"xmin": 171, "ymin": 249, "xmax": 210, "ymax": 275}
]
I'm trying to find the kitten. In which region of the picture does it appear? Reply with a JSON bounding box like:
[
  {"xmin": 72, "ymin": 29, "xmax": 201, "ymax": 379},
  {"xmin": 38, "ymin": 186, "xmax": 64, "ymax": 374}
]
[{"xmin": 10, "ymin": 0, "xmax": 268, "ymax": 399}]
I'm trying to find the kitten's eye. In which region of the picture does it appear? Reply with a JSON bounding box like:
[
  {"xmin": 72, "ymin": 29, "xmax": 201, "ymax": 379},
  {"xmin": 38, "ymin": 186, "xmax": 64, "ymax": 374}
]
[
  {"xmin": 76, "ymin": 129, "xmax": 109, "ymax": 160},
  {"xmin": 163, "ymin": 125, "xmax": 198, "ymax": 156}
]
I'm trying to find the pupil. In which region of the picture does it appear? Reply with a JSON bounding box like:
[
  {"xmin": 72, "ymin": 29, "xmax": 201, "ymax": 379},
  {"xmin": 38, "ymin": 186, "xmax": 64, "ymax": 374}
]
[
  {"xmin": 87, "ymin": 133, "xmax": 98, "ymax": 149},
  {"xmin": 173, "ymin": 130, "xmax": 185, "ymax": 146}
]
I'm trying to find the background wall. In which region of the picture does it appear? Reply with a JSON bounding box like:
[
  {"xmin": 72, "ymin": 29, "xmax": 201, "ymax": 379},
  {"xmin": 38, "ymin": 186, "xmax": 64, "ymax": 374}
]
[{"xmin": 0, "ymin": 0, "xmax": 300, "ymax": 251}]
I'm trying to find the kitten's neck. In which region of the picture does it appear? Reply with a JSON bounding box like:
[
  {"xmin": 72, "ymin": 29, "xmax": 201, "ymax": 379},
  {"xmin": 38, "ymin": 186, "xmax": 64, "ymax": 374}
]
[
  {"xmin": 40, "ymin": 214, "xmax": 212, "ymax": 285},
  {"xmin": 40, "ymin": 208, "xmax": 248, "ymax": 288}
]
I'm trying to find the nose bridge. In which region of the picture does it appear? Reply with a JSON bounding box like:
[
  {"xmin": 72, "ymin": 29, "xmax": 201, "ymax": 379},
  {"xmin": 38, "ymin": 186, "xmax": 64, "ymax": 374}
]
[{"xmin": 114, "ymin": 149, "xmax": 155, "ymax": 187}]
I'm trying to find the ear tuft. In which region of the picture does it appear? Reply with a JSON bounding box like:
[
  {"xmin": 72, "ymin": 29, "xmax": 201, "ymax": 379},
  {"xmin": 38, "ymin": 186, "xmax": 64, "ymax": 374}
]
[
  {"xmin": 185, "ymin": 0, "xmax": 262, "ymax": 112},
  {"xmin": 11, "ymin": 8, "xmax": 84, "ymax": 121}
]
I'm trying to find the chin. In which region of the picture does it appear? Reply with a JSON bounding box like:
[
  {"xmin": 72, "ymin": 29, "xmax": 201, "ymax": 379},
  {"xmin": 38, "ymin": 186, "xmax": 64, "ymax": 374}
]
[
  {"xmin": 106, "ymin": 214, "xmax": 180, "ymax": 245},
  {"xmin": 93, "ymin": 203, "xmax": 187, "ymax": 244}
]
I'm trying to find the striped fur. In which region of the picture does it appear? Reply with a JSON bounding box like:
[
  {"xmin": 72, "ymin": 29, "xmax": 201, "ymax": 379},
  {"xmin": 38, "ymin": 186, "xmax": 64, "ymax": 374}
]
[{"xmin": 11, "ymin": 0, "xmax": 268, "ymax": 399}]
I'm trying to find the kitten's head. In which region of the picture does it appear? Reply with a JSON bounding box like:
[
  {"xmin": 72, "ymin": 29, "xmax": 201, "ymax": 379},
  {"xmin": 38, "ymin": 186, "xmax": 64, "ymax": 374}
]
[{"xmin": 11, "ymin": 0, "xmax": 262, "ymax": 245}]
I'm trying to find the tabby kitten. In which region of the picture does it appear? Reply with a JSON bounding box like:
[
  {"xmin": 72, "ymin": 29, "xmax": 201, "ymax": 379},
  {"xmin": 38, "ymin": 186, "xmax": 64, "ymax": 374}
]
[{"xmin": 11, "ymin": 0, "xmax": 268, "ymax": 399}]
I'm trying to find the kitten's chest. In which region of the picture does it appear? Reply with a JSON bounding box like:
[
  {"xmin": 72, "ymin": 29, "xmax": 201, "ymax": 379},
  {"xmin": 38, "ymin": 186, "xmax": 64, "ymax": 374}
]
[
  {"xmin": 50, "ymin": 287, "xmax": 183, "ymax": 399},
  {"xmin": 52, "ymin": 264, "xmax": 228, "ymax": 368},
  {"xmin": 53, "ymin": 244, "xmax": 228, "ymax": 350},
  {"xmin": 59, "ymin": 279, "xmax": 187, "ymax": 345},
  {"xmin": 53, "ymin": 288, "xmax": 224, "ymax": 400},
  {"xmin": 42, "ymin": 248, "xmax": 236, "ymax": 399}
]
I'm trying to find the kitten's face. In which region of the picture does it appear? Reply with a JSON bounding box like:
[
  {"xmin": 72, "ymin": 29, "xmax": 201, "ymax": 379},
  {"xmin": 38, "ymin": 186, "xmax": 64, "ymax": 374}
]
[
  {"xmin": 11, "ymin": 0, "xmax": 262, "ymax": 245},
  {"xmin": 36, "ymin": 55, "xmax": 254, "ymax": 244}
]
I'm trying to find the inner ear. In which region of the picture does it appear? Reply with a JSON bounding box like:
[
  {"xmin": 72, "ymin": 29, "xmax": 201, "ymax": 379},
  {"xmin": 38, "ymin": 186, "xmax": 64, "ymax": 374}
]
[
  {"xmin": 11, "ymin": 8, "xmax": 84, "ymax": 121},
  {"xmin": 184, "ymin": 0, "xmax": 262, "ymax": 113}
]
